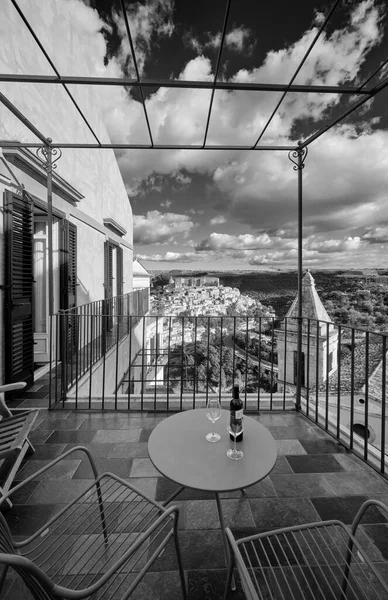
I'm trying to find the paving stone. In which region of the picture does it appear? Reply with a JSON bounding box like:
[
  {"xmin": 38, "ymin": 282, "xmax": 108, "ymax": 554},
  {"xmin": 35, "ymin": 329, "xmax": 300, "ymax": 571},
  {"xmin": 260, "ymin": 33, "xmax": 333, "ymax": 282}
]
[
  {"xmin": 271, "ymin": 473, "xmax": 335, "ymax": 497},
  {"xmin": 311, "ymin": 495, "xmax": 388, "ymax": 524},
  {"xmin": 26, "ymin": 480, "xmax": 91, "ymax": 504},
  {"xmin": 271, "ymin": 455, "xmax": 294, "ymax": 474},
  {"xmin": 73, "ymin": 457, "xmax": 132, "ymax": 479},
  {"xmin": 186, "ymin": 498, "xmax": 255, "ymax": 529},
  {"xmin": 91, "ymin": 429, "xmax": 141, "ymax": 443},
  {"xmin": 249, "ymin": 497, "xmax": 321, "ymax": 533},
  {"xmin": 28, "ymin": 444, "xmax": 67, "ymax": 460},
  {"xmin": 276, "ymin": 439, "xmax": 307, "ymax": 455},
  {"xmin": 286, "ymin": 454, "xmax": 344, "ymax": 473},
  {"xmin": 363, "ymin": 524, "xmax": 388, "ymax": 559},
  {"xmin": 324, "ymin": 472, "xmax": 388, "ymax": 495},
  {"xmin": 130, "ymin": 458, "xmax": 161, "ymax": 478},
  {"xmin": 149, "ymin": 531, "xmax": 227, "ymax": 570},
  {"xmin": 188, "ymin": 569, "xmax": 245, "ymax": 600},
  {"xmin": 299, "ymin": 439, "xmax": 348, "ymax": 454},
  {"xmin": 109, "ymin": 441, "xmax": 149, "ymax": 459},
  {"xmin": 17, "ymin": 459, "xmax": 81, "ymax": 481},
  {"xmin": 45, "ymin": 430, "xmax": 96, "ymax": 444}
]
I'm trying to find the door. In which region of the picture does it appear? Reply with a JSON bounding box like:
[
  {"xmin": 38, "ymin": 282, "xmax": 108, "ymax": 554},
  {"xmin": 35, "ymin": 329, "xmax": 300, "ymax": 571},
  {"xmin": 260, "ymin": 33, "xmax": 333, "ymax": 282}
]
[
  {"xmin": 33, "ymin": 216, "xmax": 61, "ymax": 364},
  {"xmin": 4, "ymin": 190, "xmax": 34, "ymax": 387}
]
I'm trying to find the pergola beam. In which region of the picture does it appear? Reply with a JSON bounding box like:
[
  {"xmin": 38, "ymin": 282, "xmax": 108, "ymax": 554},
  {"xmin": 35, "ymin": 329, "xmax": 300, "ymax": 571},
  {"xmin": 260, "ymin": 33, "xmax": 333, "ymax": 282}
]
[
  {"xmin": 0, "ymin": 91, "xmax": 50, "ymax": 145},
  {"xmin": 0, "ymin": 73, "xmax": 375, "ymax": 95},
  {"xmin": 0, "ymin": 141, "xmax": 296, "ymax": 151}
]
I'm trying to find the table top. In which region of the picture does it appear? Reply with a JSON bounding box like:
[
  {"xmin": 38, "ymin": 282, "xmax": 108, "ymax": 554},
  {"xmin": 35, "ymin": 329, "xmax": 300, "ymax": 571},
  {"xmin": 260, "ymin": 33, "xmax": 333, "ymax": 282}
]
[{"xmin": 148, "ymin": 409, "xmax": 277, "ymax": 493}]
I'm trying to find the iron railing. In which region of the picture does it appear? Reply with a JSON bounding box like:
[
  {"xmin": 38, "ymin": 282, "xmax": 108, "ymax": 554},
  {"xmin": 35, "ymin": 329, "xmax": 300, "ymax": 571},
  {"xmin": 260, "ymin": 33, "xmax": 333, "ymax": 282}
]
[{"xmin": 49, "ymin": 312, "xmax": 388, "ymax": 478}]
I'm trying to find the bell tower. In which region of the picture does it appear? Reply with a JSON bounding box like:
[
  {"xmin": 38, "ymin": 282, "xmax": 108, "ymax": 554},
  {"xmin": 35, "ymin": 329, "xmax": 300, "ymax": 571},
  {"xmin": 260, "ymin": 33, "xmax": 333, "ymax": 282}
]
[{"xmin": 277, "ymin": 271, "xmax": 338, "ymax": 392}]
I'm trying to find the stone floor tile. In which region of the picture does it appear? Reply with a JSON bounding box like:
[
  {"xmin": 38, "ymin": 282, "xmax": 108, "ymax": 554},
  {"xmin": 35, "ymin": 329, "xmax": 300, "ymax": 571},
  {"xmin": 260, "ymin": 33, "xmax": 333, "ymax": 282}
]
[
  {"xmin": 130, "ymin": 458, "xmax": 161, "ymax": 478},
  {"xmin": 299, "ymin": 439, "xmax": 347, "ymax": 454},
  {"xmin": 276, "ymin": 439, "xmax": 307, "ymax": 455},
  {"xmin": 334, "ymin": 453, "xmax": 372, "ymax": 472},
  {"xmin": 186, "ymin": 498, "xmax": 255, "ymax": 529},
  {"xmin": 188, "ymin": 569, "xmax": 245, "ymax": 600},
  {"xmin": 65, "ymin": 442, "xmax": 115, "ymax": 458},
  {"xmin": 286, "ymin": 454, "xmax": 345, "ymax": 473},
  {"xmin": 220, "ymin": 477, "xmax": 277, "ymax": 499},
  {"xmin": 28, "ymin": 444, "xmax": 67, "ymax": 460},
  {"xmin": 155, "ymin": 477, "xmax": 214, "ymax": 502},
  {"xmin": 17, "ymin": 459, "xmax": 81, "ymax": 481},
  {"xmin": 4, "ymin": 504, "xmax": 59, "ymax": 536},
  {"xmin": 125, "ymin": 477, "xmax": 158, "ymax": 500},
  {"xmin": 26, "ymin": 480, "xmax": 91, "ymax": 504},
  {"xmin": 363, "ymin": 524, "xmax": 388, "ymax": 559},
  {"xmin": 109, "ymin": 441, "xmax": 149, "ymax": 459},
  {"xmin": 124, "ymin": 571, "xmax": 186, "ymax": 600},
  {"xmin": 45, "ymin": 430, "xmax": 96, "ymax": 444},
  {"xmin": 324, "ymin": 472, "xmax": 388, "ymax": 495},
  {"xmin": 36, "ymin": 417, "xmax": 86, "ymax": 430},
  {"xmin": 91, "ymin": 429, "xmax": 141, "ymax": 443},
  {"xmin": 311, "ymin": 495, "xmax": 388, "ymax": 524},
  {"xmin": 257, "ymin": 414, "xmax": 289, "ymax": 426},
  {"xmin": 149, "ymin": 531, "xmax": 227, "ymax": 571},
  {"xmin": 8, "ymin": 480, "xmax": 40, "ymax": 505},
  {"xmin": 368, "ymin": 494, "xmax": 388, "ymax": 506},
  {"xmin": 266, "ymin": 425, "xmax": 326, "ymax": 440},
  {"xmin": 78, "ymin": 413, "xmax": 144, "ymax": 430},
  {"xmin": 28, "ymin": 430, "xmax": 53, "ymax": 444},
  {"xmin": 271, "ymin": 473, "xmax": 335, "ymax": 497},
  {"xmin": 249, "ymin": 497, "xmax": 321, "ymax": 533},
  {"xmin": 271, "ymin": 455, "xmax": 293, "ymax": 474},
  {"xmin": 73, "ymin": 457, "xmax": 132, "ymax": 479}
]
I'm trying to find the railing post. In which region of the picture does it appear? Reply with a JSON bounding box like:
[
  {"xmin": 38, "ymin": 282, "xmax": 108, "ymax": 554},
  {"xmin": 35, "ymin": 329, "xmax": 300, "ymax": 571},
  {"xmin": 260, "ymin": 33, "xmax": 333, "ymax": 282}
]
[
  {"xmin": 288, "ymin": 143, "xmax": 308, "ymax": 411},
  {"xmin": 58, "ymin": 309, "xmax": 68, "ymax": 403}
]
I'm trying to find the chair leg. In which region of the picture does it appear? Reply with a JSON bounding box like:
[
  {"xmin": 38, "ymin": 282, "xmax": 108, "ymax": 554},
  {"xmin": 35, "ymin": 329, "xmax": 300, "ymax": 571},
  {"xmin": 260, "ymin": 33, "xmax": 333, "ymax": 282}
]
[
  {"xmin": 95, "ymin": 480, "xmax": 108, "ymax": 545},
  {"xmin": 173, "ymin": 519, "xmax": 187, "ymax": 600},
  {"xmin": 224, "ymin": 554, "xmax": 235, "ymax": 600}
]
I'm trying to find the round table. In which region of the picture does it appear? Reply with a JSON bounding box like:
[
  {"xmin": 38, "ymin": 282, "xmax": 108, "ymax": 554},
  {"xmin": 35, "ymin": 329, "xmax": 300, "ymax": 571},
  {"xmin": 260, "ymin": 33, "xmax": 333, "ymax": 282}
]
[{"xmin": 148, "ymin": 408, "xmax": 277, "ymax": 584}]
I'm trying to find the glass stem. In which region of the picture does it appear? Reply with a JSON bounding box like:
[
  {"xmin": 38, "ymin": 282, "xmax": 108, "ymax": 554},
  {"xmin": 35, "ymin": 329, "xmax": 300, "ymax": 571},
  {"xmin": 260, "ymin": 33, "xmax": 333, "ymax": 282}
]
[{"xmin": 234, "ymin": 434, "xmax": 237, "ymax": 453}]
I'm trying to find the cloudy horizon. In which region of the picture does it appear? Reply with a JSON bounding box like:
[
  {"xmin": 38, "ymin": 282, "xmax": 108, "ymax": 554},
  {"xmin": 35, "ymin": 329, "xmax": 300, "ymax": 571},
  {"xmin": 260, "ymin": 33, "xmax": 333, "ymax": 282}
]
[{"xmin": 2, "ymin": 0, "xmax": 388, "ymax": 272}]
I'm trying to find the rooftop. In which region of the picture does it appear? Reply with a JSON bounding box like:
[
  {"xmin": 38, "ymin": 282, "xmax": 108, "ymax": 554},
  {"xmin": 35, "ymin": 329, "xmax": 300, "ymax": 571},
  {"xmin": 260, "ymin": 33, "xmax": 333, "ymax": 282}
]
[{"xmin": 2, "ymin": 388, "xmax": 388, "ymax": 599}]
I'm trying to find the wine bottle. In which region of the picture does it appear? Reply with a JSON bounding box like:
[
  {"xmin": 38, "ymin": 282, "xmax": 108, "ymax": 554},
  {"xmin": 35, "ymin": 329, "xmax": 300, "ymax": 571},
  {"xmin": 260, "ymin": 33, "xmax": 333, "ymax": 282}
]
[{"xmin": 229, "ymin": 383, "xmax": 243, "ymax": 442}]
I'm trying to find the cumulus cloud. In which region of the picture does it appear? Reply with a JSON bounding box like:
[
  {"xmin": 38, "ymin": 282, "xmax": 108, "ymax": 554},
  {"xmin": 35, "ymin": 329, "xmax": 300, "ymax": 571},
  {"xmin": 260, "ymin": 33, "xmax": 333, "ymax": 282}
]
[
  {"xmin": 209, "ymin": 215, "xmax": 227, "ymax": 225},
  {"xmin": 185, "ymin": 26, "xmax": 254, "ymax": 55},
  {"xmin": 133, "ymin": 210, "xmax": 194, "ymax": 244},
  {"xmin": 197, "ymin": 232, "xmax": 273, "ymax": 251},
  {"xmin": 136, "ymin": 251, "xmax": 197, "ymax": 262}
]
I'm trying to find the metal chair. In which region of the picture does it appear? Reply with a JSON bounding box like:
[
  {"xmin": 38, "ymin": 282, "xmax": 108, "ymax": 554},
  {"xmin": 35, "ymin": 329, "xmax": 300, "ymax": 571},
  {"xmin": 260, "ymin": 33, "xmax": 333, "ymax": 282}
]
[
  {"xmin": 0, "ymin": 446, "xmax": 187, "ymax": 599},
  {"xmin": 0, "ymin": 382, "xmax": 39, "ymax": 508},
  {"xmin": 224, "ymin": 499, "xmax": 388, "ymax": 600}
]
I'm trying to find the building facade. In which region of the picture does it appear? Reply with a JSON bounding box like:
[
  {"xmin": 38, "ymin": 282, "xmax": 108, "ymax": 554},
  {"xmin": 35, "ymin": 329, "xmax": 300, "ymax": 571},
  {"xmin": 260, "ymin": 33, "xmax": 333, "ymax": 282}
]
[{"xmin": 0, "ymin": 3, "xmax": 134, "ymax": 389}]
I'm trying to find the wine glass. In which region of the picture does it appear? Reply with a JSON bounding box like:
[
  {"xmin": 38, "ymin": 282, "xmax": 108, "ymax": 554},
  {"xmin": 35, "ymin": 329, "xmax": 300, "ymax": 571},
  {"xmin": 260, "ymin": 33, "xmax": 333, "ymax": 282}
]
[
  {"xmin": 226, "ymin": 413, "xmax": 244, "ymax": 460},
  {"xmin": 205, "ymin": 398, "xmax": 221, "ymax": 442}
]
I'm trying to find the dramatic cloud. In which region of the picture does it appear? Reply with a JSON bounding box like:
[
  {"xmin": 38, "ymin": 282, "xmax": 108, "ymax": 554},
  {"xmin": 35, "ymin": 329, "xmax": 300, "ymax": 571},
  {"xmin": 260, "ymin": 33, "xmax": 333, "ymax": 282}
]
[
  {"xmin": 185, "ymin": 26, "xmax": 254, "ymax": 55},
  {"xmin": 137, "ymin": 251, "xmax": 197, "ymax": 262},
  {"xmin": 133, "ymin": 210, "xmax": 194, "ymax": 244},
  {"xmin": 209, "ymin": 215, "xmax": 227, "ymax": 225}
]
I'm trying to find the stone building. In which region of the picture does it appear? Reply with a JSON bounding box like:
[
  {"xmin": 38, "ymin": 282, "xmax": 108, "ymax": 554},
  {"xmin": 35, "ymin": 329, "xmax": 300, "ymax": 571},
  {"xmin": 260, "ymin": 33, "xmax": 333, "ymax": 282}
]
[{"xmin": 277, "ymin": 270, "xmax": 338, "ymax": 391}]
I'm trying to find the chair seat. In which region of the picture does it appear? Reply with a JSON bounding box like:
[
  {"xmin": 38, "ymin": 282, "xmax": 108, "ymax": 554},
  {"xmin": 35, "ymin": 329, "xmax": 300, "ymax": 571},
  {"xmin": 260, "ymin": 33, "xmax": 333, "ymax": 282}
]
[
  {"xmin": 17, "ymin": 473, "xmax": 173, "ymax": 598},
  {"xmin": 232, "ymin": 521, "xmax": 388, "ymax": 600}
]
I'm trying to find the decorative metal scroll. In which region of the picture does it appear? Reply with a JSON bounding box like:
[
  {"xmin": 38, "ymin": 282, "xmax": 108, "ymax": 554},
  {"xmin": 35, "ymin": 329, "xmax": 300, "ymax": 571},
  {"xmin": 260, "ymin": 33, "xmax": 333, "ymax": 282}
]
[
  {"xmin": 288, "ymin": 145, "xmax": 308, "ymax": 170},
  {"xmin": 36, "ymin": 138, "xmax": 62, "ymax": 171}
]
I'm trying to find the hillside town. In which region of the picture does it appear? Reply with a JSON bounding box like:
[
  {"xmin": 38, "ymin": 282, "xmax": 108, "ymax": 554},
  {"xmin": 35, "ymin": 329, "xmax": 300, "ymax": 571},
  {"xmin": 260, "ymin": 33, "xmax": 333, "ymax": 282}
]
[{"xmin": 150, "ymin": 274, "xmax": 276, "ymax": 319}]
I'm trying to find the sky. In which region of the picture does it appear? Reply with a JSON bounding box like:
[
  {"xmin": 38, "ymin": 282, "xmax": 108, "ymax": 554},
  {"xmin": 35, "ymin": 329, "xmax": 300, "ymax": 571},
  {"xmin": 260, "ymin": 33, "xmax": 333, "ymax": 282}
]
[{"xmin": 3, "ymin": 0, "xmax": 388, "ymax": 271}]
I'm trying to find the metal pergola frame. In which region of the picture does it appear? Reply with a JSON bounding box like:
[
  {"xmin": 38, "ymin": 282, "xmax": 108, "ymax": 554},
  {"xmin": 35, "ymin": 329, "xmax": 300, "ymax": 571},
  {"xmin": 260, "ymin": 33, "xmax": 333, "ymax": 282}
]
[{"xmin": 1, "ymin": 0, "xmax": 388, "ymax": 406}]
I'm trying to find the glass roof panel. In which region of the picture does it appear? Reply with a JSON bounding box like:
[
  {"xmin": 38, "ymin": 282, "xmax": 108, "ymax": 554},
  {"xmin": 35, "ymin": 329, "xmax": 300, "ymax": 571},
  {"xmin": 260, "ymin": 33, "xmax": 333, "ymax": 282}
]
[
  {"xmin": 66, "ymin": 84, "xmax": 151, "ymax": 146},
  {"xmin": 0, "ymin": 82, "xmax": 98, "ymax": 144},
  {"xmin": 145, "ymin": 87, "xmax": 213, "ymax": 146},
  {"xmin": 205, "ymin": 89, "xmax": 284, "ymax": 147}
]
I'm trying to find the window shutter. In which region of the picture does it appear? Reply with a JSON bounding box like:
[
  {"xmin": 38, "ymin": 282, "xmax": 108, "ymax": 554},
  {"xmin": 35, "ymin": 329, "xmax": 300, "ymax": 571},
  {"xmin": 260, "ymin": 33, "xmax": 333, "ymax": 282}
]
[
  {"xmin": 104, "ymin": 241, "xmax": 113, "ymax": 300},
  {"xmin": 117, "ymin": 246, "xmax": 123, "ymax": 297},
  {"xmin": 4, "ymin": 191, "xmax": 34, "ymax": 387}
]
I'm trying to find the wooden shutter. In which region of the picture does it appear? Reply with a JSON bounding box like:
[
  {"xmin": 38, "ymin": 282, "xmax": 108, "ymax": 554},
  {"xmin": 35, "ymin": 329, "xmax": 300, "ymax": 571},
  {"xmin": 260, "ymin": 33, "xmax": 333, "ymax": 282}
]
[
  {"xmin": 61, "ymin": 220, "xmax": 77, "ymax": 310},
  {"xmin": 104, "ymin": 241, "xmax": 113, "ymax": 300},
  {"xmin": 61, "ymin": 220, "xmax": 77, "ymax": 354},
  {"xmin": 117, "ymin": 246, "xmax": 123, "ymax": 297},
  {"xmin": 4, "ymin": 191, "xmax": 34, "ymax": 387}
]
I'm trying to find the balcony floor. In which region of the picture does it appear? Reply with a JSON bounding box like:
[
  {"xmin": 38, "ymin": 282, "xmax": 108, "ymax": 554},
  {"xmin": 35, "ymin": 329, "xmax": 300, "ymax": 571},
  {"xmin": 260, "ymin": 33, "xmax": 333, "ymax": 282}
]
[{"xmin": 2, "ymin": 409, "xmax": 388, "ymax": 599}]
